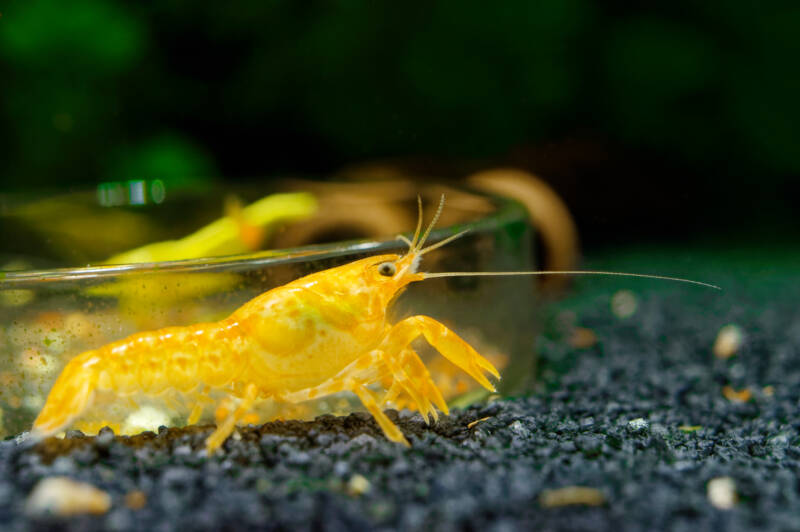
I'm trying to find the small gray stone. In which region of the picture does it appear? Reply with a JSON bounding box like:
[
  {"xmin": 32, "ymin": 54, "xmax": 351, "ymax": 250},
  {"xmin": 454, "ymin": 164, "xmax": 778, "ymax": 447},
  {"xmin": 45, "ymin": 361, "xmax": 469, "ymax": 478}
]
[
  {"xmin": 333, "ymin": 461, "xmax": 350, "ymax": 477},
  {"xmin": 627, "ymin": 418, "xmax": 649, "ymax": 432},
  {"xmin": 95, "ymin": 428, "xmax": 115, "ymax": 450}
]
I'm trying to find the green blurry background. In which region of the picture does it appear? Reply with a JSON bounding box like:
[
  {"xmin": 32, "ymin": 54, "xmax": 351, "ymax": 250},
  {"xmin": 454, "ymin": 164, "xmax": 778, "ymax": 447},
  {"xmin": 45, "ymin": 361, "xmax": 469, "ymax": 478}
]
[{"xmin": 1, "ymin": 1, "xmax": 797, "ymax": 246}]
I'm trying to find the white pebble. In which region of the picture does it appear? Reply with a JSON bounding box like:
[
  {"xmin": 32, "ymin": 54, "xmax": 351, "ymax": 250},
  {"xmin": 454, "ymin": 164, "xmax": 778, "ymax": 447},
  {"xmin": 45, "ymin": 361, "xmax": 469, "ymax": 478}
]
[
  {"xmin": 347, "ymin": 474, "xmax": 371, "ymax": 496},
  {"xmin": 25, "ymin": 477, "xmax": 111, "ymax": 516},
  {"xmin": 611, "ymin": 290, "xmax": 638, "ymax": 319},
  {"xmin": 509, "ymin": 420, "xmax": 530, "ymax": 436},
  {"xmin": 707, "ymin": 476, "xmax": 737, "ymax": 509},
  {"xmin": 713, "ymin": 324, "xmax": 744, "ymax": 359},
  {"xmin": 122, "ymin": 406, "xmax": 171, "ymax": 434}
]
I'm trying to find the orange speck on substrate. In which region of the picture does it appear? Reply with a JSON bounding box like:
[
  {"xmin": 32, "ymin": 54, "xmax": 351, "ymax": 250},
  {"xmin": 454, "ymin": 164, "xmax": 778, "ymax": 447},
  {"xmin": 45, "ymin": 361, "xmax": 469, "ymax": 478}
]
[
  {"xmin": 540, "ymin": 486, "xmax": 605, "ymax": 508},
  {"xmin": 125, "ymin": 490, "xmax": 147, "ymax": 510},
  {"xmin": 467, "ymin": 416, "xmax": 491, "ymax": 429},
  {"xmin": 722, "ymin": 386, "xmax": 751, "ymax": 403},
  {"xmin": 569, "ymin": 327, "xmax": 598, "ymax": 349}
]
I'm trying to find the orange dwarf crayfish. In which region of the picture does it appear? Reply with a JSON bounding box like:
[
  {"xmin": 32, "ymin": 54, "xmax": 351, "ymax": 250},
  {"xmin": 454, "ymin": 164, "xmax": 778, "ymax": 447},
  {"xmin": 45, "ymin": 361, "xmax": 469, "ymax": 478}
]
[{"xmin": 31, "ymin": 196, "xmax": 718, "ymax": 453}]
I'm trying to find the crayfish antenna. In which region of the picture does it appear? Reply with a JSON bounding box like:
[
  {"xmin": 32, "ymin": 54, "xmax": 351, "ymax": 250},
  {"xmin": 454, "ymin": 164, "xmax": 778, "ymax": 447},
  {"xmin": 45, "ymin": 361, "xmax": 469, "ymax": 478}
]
[
  {"xmin": 416, "ymin": 194, "xmax": 446, "ymax": 251},
  {"xmin": 422, "ymin": 270, "xmax": 720, "ymax": 290},
  {"xmin": 399, "ymin": 195, "xmax": 719, "ymax": 291},
  {"xmin": 410, "ymin": 195, "xmax": 424, "ymax": 251},
  {"xmin": 400, "ymin": 194, "xmax": 470, "ymax": 257}
]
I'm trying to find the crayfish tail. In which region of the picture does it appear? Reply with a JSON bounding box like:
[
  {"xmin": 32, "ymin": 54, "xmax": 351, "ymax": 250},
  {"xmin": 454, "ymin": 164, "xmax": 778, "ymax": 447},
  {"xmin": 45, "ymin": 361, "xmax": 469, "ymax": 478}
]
[{"xmin": 32, "ymin": 352, "xmax": 99, "ymax": 437}]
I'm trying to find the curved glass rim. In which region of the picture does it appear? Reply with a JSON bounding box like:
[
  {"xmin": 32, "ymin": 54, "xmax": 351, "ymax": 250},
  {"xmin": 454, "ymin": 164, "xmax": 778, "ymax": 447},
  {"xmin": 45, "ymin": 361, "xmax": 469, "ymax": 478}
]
[{"xmin": 0, "ymin": 193, "xmax": 526, "ymax": 286}]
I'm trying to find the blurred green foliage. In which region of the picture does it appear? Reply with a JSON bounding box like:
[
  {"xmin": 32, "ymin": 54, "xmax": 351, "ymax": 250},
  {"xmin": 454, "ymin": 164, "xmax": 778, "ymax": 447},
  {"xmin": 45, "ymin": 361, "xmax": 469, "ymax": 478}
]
[
  {"xmin": 0, "ymin": 0, "xmax": 798, "ymax": 194},
  {"xmin": 109, "ymin": 135, "xmax": 215, "ymax": 189},
  {"xmin": 2, "ymin": 0, "xmax": 142, "ymax": 70}
]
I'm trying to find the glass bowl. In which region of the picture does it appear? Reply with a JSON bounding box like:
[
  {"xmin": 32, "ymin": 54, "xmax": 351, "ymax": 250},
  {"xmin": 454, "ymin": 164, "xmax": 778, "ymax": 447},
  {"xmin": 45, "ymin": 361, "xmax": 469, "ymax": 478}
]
[{"xmin": 0, "ymin": 182, "xmax": 537, "ymax": 437}]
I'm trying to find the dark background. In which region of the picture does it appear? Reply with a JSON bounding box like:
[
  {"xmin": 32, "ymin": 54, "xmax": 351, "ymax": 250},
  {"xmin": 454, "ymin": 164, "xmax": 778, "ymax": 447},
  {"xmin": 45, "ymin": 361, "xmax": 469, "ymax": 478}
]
[{"xmin": 1, "ymin": 0, "xmax": 798, "ymax": 248}]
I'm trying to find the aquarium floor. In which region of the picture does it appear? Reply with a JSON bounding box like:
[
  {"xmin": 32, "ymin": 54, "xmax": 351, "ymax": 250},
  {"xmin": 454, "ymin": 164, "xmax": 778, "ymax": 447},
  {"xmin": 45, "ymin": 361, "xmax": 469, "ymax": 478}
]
[{"xmin": 1, "ymin": 244, "xmax": 799, "ymax": 531}]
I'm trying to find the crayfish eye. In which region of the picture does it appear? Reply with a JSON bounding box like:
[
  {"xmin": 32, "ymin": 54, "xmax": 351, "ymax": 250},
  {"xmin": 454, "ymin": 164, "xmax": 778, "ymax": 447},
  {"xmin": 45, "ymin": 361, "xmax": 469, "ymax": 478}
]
[{"xmin": 378, "ymin": 262, "xmax": 397, "ymax": 277}]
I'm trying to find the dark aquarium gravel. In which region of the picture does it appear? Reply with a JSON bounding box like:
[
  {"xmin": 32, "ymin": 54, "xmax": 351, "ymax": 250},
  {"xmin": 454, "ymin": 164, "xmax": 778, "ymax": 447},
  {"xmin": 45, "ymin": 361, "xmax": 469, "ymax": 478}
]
[{"xmin": 1, "ymin": 246, "xmax": 799, "ymax": 531}]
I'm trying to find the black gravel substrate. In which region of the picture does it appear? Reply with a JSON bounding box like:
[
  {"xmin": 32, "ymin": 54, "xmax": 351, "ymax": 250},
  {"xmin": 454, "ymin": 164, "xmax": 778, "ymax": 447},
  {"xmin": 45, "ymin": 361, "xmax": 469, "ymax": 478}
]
[{"xmin": 2, "ymin": 246, "xmax": 799, "ymax": 531}]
